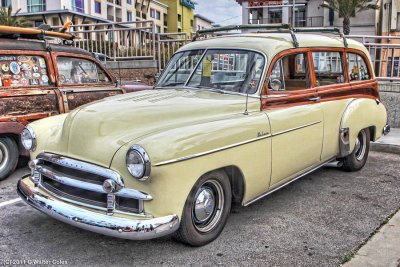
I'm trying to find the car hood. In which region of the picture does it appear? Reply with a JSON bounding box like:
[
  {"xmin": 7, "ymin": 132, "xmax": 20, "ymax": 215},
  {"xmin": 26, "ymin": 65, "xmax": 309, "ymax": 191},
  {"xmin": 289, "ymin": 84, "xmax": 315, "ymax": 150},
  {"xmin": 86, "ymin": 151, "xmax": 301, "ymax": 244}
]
[{"xmin": 51, "ymin": 89, "xmax": 261, "ymax": 167}]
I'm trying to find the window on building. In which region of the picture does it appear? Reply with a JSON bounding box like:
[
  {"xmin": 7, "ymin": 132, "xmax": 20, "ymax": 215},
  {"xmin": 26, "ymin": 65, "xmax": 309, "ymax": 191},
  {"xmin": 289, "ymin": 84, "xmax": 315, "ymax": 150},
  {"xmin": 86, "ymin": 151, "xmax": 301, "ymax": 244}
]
[
  {"xmin": 127, "ymin": 11, "xmax": 132, "ymax": 22},
  {"xmin": 0, "ymin": 0, "xmax": 11, "ymax": 7},
  {"xmin": 34, "ymin": 20, "xmax": 43, "ymax": 27},
  {"xmin": 156, "ymin": 10, "xmax": 161, "ymax": 20},
  {"xmin": 312, "ymin": 51, "xmax": 345, "ymax": 86},
  {"xmin": 150, "ymin": 8, "xmax": 155, "ymax": 18},
  {"xmin": 164, "ymin": 13, "xmax": 168, "ymax": 26},
  {"xmin": 268, "ymin": 7, "xmax": 282, "ymax": 24},
  {"xmin": 52, "ymin": 17, "xmax": 59, "ymax": 26},
  {"xmin": 127, "ymin": 0, "xmax": 132, "ymax": 4},
  {"xmin": 348, "ymin": 53, "xmax": 371, "ymax": 81},
  {"xmin": 95, "ymin": 1, "xmax": 101, "ymax": 14},
  {"xmin": 136, "ymin": 11, "xmax": 140, "ymax": 17},
  {"xmin": 156, "ymin": 26, "xmax": 161, "ymax": 33},
  {"xmin": 178, "ymin": 14, "xmax": 182, "ymax": 22},
  {"xmin": 269, "ymin": 53, "xmax": 310, "ymax": 91},
  {"xmin": 27, "ymin": 0, "xmax": 46, "ymax": 12},
  {"xmin": 71, "ymin": 0, "xmax": 84, "ymax": 13}
]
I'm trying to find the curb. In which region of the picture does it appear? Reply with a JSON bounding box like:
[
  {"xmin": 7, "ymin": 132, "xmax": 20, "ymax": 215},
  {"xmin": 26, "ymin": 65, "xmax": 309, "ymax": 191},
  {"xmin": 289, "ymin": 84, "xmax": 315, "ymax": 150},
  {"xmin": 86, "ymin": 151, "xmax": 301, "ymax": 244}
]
[{"xmin": 371, "ymin": 143, "xmax": 400, "ymax": 155}]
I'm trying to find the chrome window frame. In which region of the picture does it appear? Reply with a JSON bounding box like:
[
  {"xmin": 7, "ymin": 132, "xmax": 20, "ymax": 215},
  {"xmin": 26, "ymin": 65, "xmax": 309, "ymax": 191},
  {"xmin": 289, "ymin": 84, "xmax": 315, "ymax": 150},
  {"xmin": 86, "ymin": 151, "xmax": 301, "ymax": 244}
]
[{"xmin": 155, "ymin": 47, "xmax": 269, "ymax": 97}]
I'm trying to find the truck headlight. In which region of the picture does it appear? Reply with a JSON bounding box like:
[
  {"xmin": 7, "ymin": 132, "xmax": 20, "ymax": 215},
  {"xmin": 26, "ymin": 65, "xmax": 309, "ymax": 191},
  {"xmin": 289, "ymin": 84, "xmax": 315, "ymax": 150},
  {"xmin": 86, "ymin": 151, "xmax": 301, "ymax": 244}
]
[
  {"xmin": 21, "ymin": 126, "xmax": 36, "ymax": 151},
  {"xmin": 126, "ymin": 145, "xmax": 151, "ymax": 181}
]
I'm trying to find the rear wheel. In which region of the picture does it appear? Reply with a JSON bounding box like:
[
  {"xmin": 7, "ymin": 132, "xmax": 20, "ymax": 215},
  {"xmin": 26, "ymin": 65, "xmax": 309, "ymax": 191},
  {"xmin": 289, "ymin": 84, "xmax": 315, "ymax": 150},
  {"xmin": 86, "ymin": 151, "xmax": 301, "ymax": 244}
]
[
  {"xmin": 0, "ymin": 136, "xmax": 19, "ymax": 181},
  {"xmin": 175, "ymin": 170, "xmax": 232, "ymax": 246},
  {"xmin": 341, "ymin": 129, "xmax": 370, "ymax": 172}
]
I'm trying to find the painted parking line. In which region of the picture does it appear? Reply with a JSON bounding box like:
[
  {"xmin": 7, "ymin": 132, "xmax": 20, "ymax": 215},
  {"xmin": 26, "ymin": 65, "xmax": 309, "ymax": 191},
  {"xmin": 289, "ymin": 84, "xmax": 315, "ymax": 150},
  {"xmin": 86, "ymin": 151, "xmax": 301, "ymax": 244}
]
[{"xmin": 0, "ymin": 198, "xmax": 21, "ymax": 208}]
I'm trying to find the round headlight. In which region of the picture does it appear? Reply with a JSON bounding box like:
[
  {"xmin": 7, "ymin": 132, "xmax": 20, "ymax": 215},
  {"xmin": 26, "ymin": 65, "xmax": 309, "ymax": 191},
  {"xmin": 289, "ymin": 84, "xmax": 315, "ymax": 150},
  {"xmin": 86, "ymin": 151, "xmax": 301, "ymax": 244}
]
[
  {"xmin": 21, "ymin": 126, "xmax": 36, "ymax": 151},
  {"xmin": 126, "ymin": 145, "xmax": 151, "ymax": 181}
]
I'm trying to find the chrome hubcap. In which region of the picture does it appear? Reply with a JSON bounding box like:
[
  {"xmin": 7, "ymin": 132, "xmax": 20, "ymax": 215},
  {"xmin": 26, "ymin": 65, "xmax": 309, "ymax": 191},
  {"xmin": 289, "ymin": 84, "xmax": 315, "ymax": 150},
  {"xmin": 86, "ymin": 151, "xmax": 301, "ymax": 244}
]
[
  {"xmin": 0, "ymin": 141, "xmax": 9, "ymax": 172},
  {"xmin": 194, "ymin": 188, "xmax": 215, "ymax": 223},
  {"xmin": 355, "ymin": 130, "xmax": 367, "ymax": 161},
  {"xmin": 192, "ymin": 180, "xmax": 224, "ymax": 233}
]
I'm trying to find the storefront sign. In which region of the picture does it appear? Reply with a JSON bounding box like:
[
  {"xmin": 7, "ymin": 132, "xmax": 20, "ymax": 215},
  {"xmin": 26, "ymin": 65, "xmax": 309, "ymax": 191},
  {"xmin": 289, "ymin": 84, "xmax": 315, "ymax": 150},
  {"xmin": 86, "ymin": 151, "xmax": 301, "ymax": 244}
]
[
  {"xmin": 249, "ymin": 0, "xmax": 283, "ymax": 7},
  {"xmin": 182, "ymin": 0, "xmax": 196, "ymax": 9}
]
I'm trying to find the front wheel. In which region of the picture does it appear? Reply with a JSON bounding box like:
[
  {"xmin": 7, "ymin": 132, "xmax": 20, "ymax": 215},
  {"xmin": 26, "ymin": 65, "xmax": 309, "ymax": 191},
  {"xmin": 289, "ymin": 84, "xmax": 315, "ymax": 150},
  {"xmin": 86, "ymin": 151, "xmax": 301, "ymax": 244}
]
[
  {"xmin": 175, "ymin": 170, "xmax": 232, "ymax": 246},
  {"xmin": 0, "ymin": 136, "xmax": 19, "ymax": 181},
  {"xmin": 341, "ymin": 128, "xmax": 370, "ymax": 172}
]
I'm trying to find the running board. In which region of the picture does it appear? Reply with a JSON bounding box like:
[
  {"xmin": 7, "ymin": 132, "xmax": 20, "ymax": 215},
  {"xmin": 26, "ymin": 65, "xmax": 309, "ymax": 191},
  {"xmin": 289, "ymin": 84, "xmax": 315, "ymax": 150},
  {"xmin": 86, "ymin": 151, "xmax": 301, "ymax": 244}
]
[{"xmin": 243, "ymin": 157, "xmax": 336, "ymax": 206}]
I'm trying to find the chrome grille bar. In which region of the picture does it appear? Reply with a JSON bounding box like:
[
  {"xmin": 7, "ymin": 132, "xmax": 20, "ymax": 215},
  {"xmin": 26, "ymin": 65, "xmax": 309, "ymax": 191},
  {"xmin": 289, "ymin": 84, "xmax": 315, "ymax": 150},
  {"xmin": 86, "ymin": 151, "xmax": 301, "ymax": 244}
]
[{"xmin": 29, "ymin": 153, "xmax": 152, "ymax": 216}]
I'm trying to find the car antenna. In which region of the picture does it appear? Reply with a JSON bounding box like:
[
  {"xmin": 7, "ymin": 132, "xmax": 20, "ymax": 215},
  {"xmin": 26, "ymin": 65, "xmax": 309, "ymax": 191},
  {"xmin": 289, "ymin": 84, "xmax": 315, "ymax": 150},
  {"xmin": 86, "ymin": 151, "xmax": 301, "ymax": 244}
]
[{"xmin": 244, "ymin": 93, "xmax": 249, "ymax": 115}]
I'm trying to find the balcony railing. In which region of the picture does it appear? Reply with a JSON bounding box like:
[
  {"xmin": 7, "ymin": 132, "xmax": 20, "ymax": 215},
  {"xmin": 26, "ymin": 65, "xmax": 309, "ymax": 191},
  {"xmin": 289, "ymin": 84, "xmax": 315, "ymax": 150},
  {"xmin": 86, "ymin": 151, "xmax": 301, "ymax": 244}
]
[
  {"xmin": 107, "ymin": 15, "xmax": 114, "ymax": 21},
  {"xmin": 295, "ymin": 16, "xmax": 324, "ymax": 27},
  {"xmin": 116, "ymin": 17, "xmax": 122, "ymax": 22},
  {"xmin": 248, "ymin": 16, "xmax": 324, "ymax": 27}
]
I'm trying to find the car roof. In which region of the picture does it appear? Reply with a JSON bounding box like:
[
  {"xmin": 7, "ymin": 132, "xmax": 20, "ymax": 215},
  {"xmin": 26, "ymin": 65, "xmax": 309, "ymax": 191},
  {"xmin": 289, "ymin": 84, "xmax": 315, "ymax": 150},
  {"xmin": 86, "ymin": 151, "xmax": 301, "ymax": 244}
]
[
  {"xmin": 0, "ymin": 38, "xmax": 93, "ymax": 57},
  {"xmin": 179, "ymin": 33, "xmax": 370, "ymax": 62}
]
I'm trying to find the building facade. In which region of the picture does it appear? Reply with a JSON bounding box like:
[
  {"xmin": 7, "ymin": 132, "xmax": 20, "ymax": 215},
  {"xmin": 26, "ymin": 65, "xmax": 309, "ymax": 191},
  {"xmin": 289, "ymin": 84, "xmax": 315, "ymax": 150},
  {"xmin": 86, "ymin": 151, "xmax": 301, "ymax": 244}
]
[
  {"xmin": 8, "ymin": 0, "xmax": 152, "ymax": 27},
  {"xmin": 194, "ymin": 14, "xmax": 213, "ymax": 31},
  {"xmin": 236, "ymin": 0, "xmax": 378, "ymax": 35},
  {"xmin": 148, "ymin": 0, "xmax": 168, "ymax": 33},
  {"xmin": 158, "ymin": 0, "xmax": 195, "ymax": 34}
]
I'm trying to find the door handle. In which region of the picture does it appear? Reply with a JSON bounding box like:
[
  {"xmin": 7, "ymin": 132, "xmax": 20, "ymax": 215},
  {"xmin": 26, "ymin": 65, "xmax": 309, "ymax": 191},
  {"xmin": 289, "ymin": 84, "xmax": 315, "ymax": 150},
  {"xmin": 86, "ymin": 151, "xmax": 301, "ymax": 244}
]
[{"xmin": 309, "ymin": 96, "xmax": 321, "ymax": 102}]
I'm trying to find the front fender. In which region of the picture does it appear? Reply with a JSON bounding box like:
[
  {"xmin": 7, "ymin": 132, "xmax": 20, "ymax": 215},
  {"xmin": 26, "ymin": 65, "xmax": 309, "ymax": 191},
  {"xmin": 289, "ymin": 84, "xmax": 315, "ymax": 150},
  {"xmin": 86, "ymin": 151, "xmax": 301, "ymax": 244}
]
[
  {"xmin": 340, "ymin": 98, "xmax": 387, "ymax": 154},
  {"xmin": 110, "ymin": 112, "xmax": 272, "ymax": 218}
]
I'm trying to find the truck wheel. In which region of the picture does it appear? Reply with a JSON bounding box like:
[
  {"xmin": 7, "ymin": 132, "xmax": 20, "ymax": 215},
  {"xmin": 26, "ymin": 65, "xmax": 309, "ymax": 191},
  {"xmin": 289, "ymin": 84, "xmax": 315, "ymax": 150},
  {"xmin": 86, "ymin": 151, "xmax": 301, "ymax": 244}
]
[
  {"xmin": 0, "ymin": 137, "xmax": 19, "ymax": 181},
  {"xmin": 341, "ymin": 129, "xmax": 370, "ymax": 172},
  {"xmin": 175, "ymin": 170, "xmax": 232, "ymax": 246}
]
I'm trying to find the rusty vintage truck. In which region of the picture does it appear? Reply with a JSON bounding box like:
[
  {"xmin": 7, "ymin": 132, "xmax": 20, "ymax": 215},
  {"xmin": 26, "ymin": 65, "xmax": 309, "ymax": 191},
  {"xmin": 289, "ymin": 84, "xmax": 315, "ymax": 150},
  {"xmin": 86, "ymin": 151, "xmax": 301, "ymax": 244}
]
[{"xmin": 0, "ymin": 36, "xmax": 123, "ymax": 180}]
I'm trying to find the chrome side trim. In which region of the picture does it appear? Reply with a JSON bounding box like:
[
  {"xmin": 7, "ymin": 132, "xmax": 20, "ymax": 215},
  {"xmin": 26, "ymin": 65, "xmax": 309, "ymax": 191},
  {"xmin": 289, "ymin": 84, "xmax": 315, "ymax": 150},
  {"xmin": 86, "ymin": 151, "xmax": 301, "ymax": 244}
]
[
  {"xmin": 17, "ymin": 179, "xmax": 179, "ymax": 240},
  {"xmin": 153, "ymin": 121, "xmax": 322, "ymax": 167},
  {"xmin": 153, "ymin": 134, "xmax": 272, "ymax": 167},
  {"xmin": 243, "ymin": 157, "xmax": 336, "ymax": 206},
  {"xmin": 271, "ymin": 121, "xmax": 322, "ymax": 137},
  {"xmin": 36, "ymin": 164, "xmax": 151, "ymax": 200}
]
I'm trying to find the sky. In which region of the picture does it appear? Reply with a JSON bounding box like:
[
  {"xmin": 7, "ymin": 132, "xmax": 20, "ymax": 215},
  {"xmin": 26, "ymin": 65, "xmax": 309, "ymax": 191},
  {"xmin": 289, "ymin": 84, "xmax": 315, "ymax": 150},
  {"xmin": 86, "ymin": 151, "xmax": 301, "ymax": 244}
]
[{"xmin": 195, "ymin": 0, "xmax": 242, "ymax": 26}]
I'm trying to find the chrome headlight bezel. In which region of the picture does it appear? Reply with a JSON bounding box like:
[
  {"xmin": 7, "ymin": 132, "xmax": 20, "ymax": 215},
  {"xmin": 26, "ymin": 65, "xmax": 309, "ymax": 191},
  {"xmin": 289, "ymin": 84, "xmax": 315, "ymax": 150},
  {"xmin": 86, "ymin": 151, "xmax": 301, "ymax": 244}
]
[
  {"xmin": 21, "ymin": 126, "xmax": 36, "ymax": 152},
  {"xmin": 126, "ymin": 145, "xmax": 151, "ymax": 181}
]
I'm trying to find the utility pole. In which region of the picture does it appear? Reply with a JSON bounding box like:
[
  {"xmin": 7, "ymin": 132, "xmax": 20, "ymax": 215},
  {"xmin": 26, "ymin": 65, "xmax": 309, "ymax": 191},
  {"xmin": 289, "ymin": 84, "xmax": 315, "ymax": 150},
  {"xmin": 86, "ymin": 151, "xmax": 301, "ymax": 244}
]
[{"xmin": 292, "ymin": 0, "xmax": 296, "ymax": 27}]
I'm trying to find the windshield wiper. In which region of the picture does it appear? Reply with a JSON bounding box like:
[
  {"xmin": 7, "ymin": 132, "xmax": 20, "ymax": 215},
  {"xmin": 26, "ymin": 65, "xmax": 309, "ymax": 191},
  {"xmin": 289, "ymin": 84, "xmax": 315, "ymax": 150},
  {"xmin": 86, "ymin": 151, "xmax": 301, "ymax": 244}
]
[
  {"xmin": 159, "ymin": 82, "xmax": 185, "ymax": 87},
  {"xmin": 193, "ymin": 86, "xmax": 227, "ymax": 94}
]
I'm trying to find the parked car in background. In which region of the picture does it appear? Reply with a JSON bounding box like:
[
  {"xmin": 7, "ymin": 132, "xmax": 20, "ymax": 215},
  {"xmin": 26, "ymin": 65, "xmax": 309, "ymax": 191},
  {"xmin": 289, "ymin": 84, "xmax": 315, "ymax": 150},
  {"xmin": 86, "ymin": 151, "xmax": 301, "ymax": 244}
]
[
  {"xmin": 18, "ymin": 25, "xmax": 389, "ymax": 246},
  {"xmin": 0, "ymin": 27, "xmax": 124, "ymax": 180},
  {"xmin": 120, "ymin": 79, "xmax": 153, "ymax": 93}
]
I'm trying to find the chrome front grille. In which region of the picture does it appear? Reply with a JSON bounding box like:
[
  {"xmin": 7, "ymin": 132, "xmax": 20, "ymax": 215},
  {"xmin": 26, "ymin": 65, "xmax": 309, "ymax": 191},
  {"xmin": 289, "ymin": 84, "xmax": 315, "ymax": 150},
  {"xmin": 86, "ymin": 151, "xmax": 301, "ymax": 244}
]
[{"xmin": 31, "ymin": 153, "xmax": 152, "ymax": 215}]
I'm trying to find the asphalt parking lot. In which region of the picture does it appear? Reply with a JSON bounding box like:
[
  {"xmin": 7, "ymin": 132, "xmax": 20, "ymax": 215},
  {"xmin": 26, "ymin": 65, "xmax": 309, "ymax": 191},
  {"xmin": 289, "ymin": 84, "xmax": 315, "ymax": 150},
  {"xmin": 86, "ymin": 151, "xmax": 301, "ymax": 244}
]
[{"xmin": 0, "ymin": 151, "xmax": 399, "ymax": 267}]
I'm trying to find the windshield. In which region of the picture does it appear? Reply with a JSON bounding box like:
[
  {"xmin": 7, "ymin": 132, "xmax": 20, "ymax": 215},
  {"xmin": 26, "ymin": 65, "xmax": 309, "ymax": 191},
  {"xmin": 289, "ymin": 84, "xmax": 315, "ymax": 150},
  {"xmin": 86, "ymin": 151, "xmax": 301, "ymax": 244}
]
[{"xmin": 157, "ymin": 49, "xmax": 265, "ymax": 94}]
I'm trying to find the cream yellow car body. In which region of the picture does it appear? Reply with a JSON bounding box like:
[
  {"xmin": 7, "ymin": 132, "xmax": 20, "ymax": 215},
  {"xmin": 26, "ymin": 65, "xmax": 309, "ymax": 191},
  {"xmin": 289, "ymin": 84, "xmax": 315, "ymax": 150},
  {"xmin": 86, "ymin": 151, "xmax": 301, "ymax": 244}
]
[{"xmin": 18, "ymin": 33, "xmax": 388, "ymax": 240}]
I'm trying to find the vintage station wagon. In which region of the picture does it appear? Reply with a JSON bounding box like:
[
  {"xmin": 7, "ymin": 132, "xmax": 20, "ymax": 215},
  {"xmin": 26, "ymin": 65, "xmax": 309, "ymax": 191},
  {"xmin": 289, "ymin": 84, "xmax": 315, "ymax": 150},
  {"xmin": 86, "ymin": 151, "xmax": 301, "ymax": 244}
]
[
  {"xmin": 0, "ymin": 27, "xmax": 123, "ymax": 181},
  {"xmin": 17, "ymin": 26, "xmax": 389, "ymax": 246}
]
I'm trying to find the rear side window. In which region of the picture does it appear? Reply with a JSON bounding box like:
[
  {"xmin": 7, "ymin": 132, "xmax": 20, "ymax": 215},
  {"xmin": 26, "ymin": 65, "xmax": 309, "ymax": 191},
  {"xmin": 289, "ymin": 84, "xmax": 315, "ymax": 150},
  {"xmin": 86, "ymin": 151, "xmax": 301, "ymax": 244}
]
[
  {"xmin": 0, "ymin": 55, "xmax": 50, "ymax": 87},
  {"xmin": 347, "ymin": 53, "xmax": 371, "ymax": 81},
  {"xmin": 57, "ymin": 57, "xmax": 111, "ymax": 85},
  {"xmin": 269, "ymin": 53, "xmax": 310, "ymax": 91},
  {"xmin": 312, "ymin": 51, "xmax": 345, "ymax": 86}
]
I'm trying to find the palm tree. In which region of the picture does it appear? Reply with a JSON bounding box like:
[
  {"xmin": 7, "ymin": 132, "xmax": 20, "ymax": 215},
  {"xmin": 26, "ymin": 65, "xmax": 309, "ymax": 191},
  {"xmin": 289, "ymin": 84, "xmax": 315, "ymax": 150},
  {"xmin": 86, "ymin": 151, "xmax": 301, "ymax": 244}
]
[
  {"xmin": 0, "ymin": 6, "xmax": 31, "ymax": 27},
  {"xmin": 321, "ymin": 0, "xmax": 379, "ymax": 35}
]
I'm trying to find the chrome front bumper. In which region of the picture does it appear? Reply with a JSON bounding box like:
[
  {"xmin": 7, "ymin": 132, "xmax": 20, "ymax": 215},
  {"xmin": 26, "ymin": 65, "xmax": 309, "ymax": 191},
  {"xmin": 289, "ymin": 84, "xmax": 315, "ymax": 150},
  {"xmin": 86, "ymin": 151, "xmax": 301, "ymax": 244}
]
[{"xmin": 17, "ymin": 178, "xmax": 180, "ymax": 240}]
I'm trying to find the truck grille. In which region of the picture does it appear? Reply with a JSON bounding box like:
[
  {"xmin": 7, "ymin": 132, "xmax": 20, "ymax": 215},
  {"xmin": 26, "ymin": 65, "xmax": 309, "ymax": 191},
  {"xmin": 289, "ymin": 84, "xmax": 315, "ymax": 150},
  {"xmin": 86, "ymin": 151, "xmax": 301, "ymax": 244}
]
[{"xmin": 32, "ymin": 153, "xmax": 151, "ymax": 215}]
